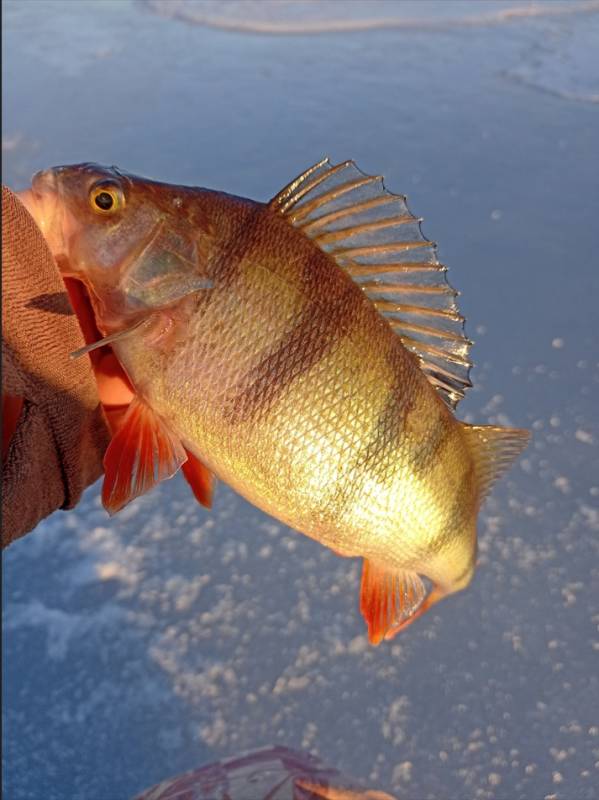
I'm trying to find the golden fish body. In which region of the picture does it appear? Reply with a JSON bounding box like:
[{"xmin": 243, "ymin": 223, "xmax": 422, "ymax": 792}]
[
  {"xmin": 116, "ymin": 214, "xmax": 473, "ymax": 585},
  {"xmin": 20, "ymin": 160, "xmax": 528, "ymax": 642}
]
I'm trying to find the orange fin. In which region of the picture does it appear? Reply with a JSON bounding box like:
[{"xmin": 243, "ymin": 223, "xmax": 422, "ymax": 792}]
[
  {"xmin": 360, "ymin": 559, "xmax": 426, "ymax": 645},
  {"xmin": 181, "ymin": 448, "xmax": 214, "ymax": 509},
  {"xmin": 102, "ymin": 396, "xmax": 186, "ymax": 514}
]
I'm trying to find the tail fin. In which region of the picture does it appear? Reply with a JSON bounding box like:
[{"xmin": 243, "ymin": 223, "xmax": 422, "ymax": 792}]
[{"xmin": 462, "ymin": 423, "xmax": 530, "ymax": 503}]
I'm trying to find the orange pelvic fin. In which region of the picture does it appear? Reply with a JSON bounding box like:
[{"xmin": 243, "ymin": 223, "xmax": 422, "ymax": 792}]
[
  {"xmin": 102, "ymin": 396, "xmax": 186, "ymax": 514},
  {"xmin": 360, "ymin": 559, "xmax": 427, "ymax": 645},
  {"xmin": 182, "ymin": 448, "xmax": 214, "ymax": 509}
]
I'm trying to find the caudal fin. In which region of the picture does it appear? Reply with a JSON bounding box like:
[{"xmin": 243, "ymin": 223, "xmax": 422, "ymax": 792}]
[{"xmin": 462, "ymin": 423, "xmax": 530, "ymax": 503}]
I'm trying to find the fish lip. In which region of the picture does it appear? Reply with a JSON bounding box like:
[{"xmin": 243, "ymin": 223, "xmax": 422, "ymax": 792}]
[
  {"xmin": 18, "ymin": 169, "xmax": 67, "ymax": 261},
  {"xmin": 16, "ymin": 186, "xmax": 44, "ymax": 222},
  {"xmin": 19, "ymin": 168, "xmax": 52, "ymax": 208},
  {"xmin": 31, "ymin": 167, "xmax": 60, "ymax": 195}
]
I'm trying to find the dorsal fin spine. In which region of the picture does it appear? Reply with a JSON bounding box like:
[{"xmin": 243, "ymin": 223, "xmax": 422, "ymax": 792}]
[
  {"xmin": 333, "ymin": 240, "xmax": 432, "ymax": 257},
  {"xmin": 301, "ymin": 194, "xmax": 402, "ymax": 233},
  {"xmin": 289, "ymin": 175, "xmax": 381, "ymax": 223},
  {"xmin": 389, "ymin": 319, "xmax": 469, "ymax": 343},
  {"xmin": 421, "ymin": 360, "xmax": 473, "ymax": 386},
  {"xmin": 374, "ymin": 300, "xmax": 463, "ymax": 321},
  {"xmin": 271, "ymin": 157, "xmax": 329, "ymax": 211},
  {"xmin": 344, "ymin": 261, "xmax": 446, "ymax": 277},
  {"xmin": 314, "ymin": 215, "xmax": 416, "ymax": 244},
  {"xmin": 279, "ymin": 160, "xmax": 351, "ymax": 214},
  {"xmin": 361, "ymin": 282, "xmax": 457, "ymax": 297},
  {"xmin": 399, "ymin": 336, "xmax": 472, "ymax": 367}
]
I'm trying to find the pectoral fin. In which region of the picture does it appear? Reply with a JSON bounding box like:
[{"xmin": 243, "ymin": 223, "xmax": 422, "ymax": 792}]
[
  {"xmin": 360, "ymin": 559, "xmax": 428, "ymax": 645},
  {"xmin": 102, "ymin": 396, "xmax": 186, "ymax": 514}
]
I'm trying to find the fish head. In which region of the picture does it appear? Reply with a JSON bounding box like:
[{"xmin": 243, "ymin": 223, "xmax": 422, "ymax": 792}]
[{"xmin": 19, "ymin": 163, "xmax": 212, "ymax": 332}]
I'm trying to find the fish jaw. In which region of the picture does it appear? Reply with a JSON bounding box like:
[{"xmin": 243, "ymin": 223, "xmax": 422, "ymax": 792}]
[
  {"xmin": 19, "ymin": 163, "xmax": 217, "ymax": 335},
  {"xmin": 17, "ymin": 171, "xmax": 71, "ymax": 264},
  {"xmin": 17, "ymin": 176, "xmax": 116, "ymax": 342}
]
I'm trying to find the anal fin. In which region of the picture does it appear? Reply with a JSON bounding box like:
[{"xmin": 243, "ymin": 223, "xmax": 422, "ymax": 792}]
[
  {"xmin": 360, "ymin": 559, "xmax": 426, "ymax": 645},
  {"xmin": 102, "ymin": 396, "xmax": 186, "ymax": 514},
  {"xmin": 182, "ymin": 448, "xmax": 215, "ymax": 509}
]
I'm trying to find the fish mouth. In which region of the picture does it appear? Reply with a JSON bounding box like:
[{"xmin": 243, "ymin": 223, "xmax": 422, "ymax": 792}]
[
  {"xmin": 31, "ymin": 167, "xmax": 59, "ymax": 192},
  {"xmin": 17, "ymin": 170, "xmax": 134, "ymax": 424},
  {"xmin": 17, "ymin": 172, "xmax": 98, "ymax": 333},
  {"xmin": 18, "ymin": 169, "xmax": 68, "ymax": 260}
]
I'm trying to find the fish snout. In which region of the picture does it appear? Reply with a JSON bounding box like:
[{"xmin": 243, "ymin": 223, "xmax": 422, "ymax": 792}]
[
  {"xmin": 19, "ymin": 170, "xmax": 61, "ymax": 226},
  {"xmin": 31, "ymin": 168, "xmax": 61, "ymax": 195},
  {"xmin": 19, "ymin": 170, "xmax": 68, "ymax": 258}
]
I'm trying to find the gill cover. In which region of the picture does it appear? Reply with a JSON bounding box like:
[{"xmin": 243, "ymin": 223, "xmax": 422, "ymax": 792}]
[
  {"xmin": 30, "ymin": 164, "xmax": 214, "ymax": 324},
  {"xmin": 120, "ymin": 219, "xmax": 213, "ymax": 310}
]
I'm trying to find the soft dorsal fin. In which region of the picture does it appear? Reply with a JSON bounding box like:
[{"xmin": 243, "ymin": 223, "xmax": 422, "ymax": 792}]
[
  {"xmin": 270, "ymin": 158, "xmax": 473, "ymax": 409},
  {"xmin": 462, "ymin": 423, "xmax": 530, "ymax": 503}
]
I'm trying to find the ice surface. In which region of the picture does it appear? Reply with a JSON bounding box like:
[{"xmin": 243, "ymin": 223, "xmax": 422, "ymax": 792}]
[
  {"xmin": 2, "ymin": 1, "xmax": 599, "ymax": 798},
  {"xmin": 144, "ymin": 0, "xmax": 599, "ymax": 35}
]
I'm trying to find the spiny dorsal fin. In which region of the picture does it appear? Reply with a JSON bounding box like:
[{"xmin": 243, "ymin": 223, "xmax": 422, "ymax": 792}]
[{"xmin": 270, "ymin": 158, "xmax": 473, "ymax": 409}]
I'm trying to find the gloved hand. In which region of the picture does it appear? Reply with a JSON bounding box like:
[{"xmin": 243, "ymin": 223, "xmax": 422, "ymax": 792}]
[{"xmin": 1, "ymin": 185, "xmax": 131, "ymax": 545}]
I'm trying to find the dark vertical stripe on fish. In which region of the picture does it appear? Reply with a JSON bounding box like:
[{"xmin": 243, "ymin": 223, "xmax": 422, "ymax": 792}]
[
  {"xmin": 206, "ymin": 198, "xmax": 266, "ymax": 286},
  {"xmin": 222, "ymin": 248, "xmax": 362, "ymax": 425},
  {"xmin": 452, "ymin": 458, "xmax": 476, "ymax": 522},
  {"xmin": 411, "ymin": 413, "xmax": 452, "ymax": 476},
  {"xmin": 322, "ymin": 341, "xmax": 411, "ymax": 516}
]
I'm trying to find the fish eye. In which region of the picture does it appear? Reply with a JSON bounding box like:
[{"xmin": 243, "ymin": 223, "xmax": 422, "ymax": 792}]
[{"xmin": 89, "ymin": 182, "xmax": 124, "ymax": 214}]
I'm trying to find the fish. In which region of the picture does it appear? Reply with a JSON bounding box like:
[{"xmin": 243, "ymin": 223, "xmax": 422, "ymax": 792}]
[{"xmin": 18, "ymin": 158, "xmax": 529, "ymax": 644}]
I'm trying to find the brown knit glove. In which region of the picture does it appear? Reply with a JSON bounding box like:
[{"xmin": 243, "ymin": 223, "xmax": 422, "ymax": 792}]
[{"xmin": 2, "ymin": 186, "xmax": 111, "ymax": 546}]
